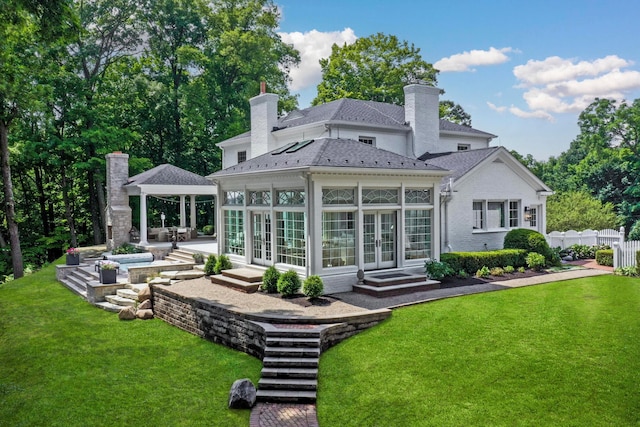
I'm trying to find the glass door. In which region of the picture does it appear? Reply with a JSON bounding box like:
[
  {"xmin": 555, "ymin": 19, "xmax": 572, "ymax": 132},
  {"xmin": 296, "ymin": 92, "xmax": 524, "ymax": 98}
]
[
  {"xmin": 252, "ymin": 212, "xmax": 272, "ymax": 265},
  {"xmin": 363, "ymin": 211, "xmax": 396, "ymax": 270}
]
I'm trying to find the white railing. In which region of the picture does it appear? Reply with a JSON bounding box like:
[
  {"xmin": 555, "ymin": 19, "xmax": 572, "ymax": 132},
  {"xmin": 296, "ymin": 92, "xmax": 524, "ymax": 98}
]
[
  {"xmin": 546, "ymin": 227, "xmax": 624, "ymax": 249},
  {"xmin": 613, "ymin": 240, "xmax": 640, "ymax": 269}
]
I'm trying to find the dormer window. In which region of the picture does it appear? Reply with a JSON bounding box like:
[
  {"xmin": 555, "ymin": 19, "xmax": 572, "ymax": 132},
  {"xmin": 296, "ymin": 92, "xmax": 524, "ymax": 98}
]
[
  {"xmin": 237, "ymin": 150, "xmax": 247, "ymax": 163},
  {"xmin": 359, "ymin": 136, "xmax": 375, "ymax": 145}
]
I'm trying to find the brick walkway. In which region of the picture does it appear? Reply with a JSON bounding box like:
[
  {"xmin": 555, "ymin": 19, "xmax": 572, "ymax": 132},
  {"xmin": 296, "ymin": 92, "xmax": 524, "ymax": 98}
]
[{"xmin": 250, "ymin": 403, "xmax": 318, "ymax": 427}]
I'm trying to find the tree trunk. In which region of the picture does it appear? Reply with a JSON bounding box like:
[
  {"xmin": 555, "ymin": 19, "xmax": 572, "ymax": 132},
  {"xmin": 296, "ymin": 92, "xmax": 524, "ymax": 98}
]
[
  {"xmin": 34, "ymin": 165, "xmax": 51, "ymax": 236},
  {"xmin": 61, "ymin": 170, "xmax": 77, "ymax": 248},
  {"xmin": 87, "ymin": 170, "xmax": 102, "ymax": 244},
  {"xmin": 0, "ymin": 120, "xmax": 23, "ymax": 278}
]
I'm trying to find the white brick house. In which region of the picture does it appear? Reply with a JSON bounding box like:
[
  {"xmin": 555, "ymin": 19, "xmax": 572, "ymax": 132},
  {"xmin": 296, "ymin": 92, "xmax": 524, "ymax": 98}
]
[{"xmin": 208, "ymin": 84, "xmax": 552, "ymax": 293}]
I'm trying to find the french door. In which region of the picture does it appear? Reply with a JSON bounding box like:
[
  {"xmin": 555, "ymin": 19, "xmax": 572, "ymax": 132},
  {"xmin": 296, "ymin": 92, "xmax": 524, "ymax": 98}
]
[
  {"xmin": 252, "ymin": 212, "xmax": 272, "ymax": 265},
  {"xmin": 363, "ymin": 211, "xmax": 396, "ymax": 270}
]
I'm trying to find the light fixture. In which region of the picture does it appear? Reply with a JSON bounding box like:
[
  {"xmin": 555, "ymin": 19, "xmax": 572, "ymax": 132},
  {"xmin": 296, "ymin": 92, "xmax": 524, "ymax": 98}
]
[{"xmin": 524, "ymin": 206, "xmax": 532, "ymax": 222}]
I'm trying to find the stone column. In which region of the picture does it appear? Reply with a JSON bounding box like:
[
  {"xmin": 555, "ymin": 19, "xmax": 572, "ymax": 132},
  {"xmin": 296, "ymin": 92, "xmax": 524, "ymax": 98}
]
[
  {"xmin": 139, "ymin": 192, "xmax": 149, "ymax": 245},
  {"xmin": 180, "ymin": 195, "xmax": 186, "ymax": 227},
  {"xmin": 105, "ymin": 152, "xmax": 132, "ymax": 250}
]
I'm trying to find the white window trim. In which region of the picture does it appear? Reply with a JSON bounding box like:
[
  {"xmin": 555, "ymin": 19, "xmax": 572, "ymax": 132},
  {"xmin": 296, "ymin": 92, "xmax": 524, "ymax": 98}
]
[{"xmin": 472, "ymin": 200, "xmax": 521, "ymax": 233}]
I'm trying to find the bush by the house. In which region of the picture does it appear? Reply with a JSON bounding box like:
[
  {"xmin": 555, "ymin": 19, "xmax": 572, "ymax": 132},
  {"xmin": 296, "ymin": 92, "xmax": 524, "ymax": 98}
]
[
  {"xmin": 204, "ymin": 254, "xmax": 217, "ymax": 275},
  {"xmin": 517, "ymin": 266, "xmax": 526, "ymax": 273},
  {"xmin": 504, "ymin": 228, "xmax": 559, "ymax": 266},
  {"xmin": 277, "ymin": 270, "xmax": 301, "ymax": 297},
  {"xmin": 441, "ymin": 249, "xmax": 527, "ymax": 275},
  {"xmin": 203, "ymin": 225, "xmax": 215, "ymax": 236},
  {"xmin": 214, "ymin": 255, "xmax": 233, "ymax": 274},
  {"xmin": 490, "ymin": 267, "xmax": 505, "ymax": 276},
  {"xmin": 261, "ymin": 266, "xmax": 280, "ymax": 293},
  {"xmin": 475, "ymin": 266, "xmax": 491, "ymax": 278},
  {"xmin": 424, "ymin": 259, "xmax": 454, "ymax": 280},
  {"xmin": 504, "ymin": 265, "xmax": 515, "ymax": 274},
  {"xmin": 526, "ymin": 252, "xmax": 546, "ymax": 271},
  {"xmin": 456, "ymin": 269, "xmax": 469, "ymax": 279},
  {"xmin": 302, "ymin": 275, "xmax": 324, "ymax": 299},
  {"xmin": 595, "ymin": 249, "xmax": 613, "ymax": 267},
  {"xmin": 614, "ymin": 266, "xmax": 638, "ymax": 277}
]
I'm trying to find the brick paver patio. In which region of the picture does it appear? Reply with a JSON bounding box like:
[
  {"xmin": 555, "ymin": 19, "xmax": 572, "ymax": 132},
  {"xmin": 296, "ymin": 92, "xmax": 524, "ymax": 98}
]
[{"xmin": 250, "ymin": 403, "xmax": 319, "ymax": 427}]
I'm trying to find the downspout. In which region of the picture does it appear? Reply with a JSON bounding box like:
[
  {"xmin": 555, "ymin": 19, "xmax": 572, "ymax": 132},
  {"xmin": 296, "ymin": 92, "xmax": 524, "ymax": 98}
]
[{"xmin": 440, "ymin": 178, "xmax": 453, "ymax": 253}]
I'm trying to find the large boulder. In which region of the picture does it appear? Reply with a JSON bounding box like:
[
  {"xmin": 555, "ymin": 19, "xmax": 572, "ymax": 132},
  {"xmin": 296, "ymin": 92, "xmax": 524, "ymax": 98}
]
[
  {"xmin": 136, "ymin": 309, "xmax": 154, "ymax": 320},
  {"xmin": 138, "ymin": 286, "xmax": 152, "ymax": 302},
  {"xmin": 228, "ymin": 379, "xmax": 256, "ymax": 409},
  {"xmin": 138, "ymin": 299, "xmax": 152, "ymax": 310},
  {"xmin": 118, "ymin": 306, "xmax": 136, "ymax": 320}
]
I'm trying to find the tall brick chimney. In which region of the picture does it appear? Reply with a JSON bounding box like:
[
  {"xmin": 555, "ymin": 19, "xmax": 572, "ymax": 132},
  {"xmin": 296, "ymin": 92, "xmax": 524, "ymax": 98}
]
[
  {"xmin": 105, "ymin": 152, "xmax": 131, "ymax": 250},
  {"xmin": 404, "ymin": 84, "xmax": 441, "ymax": 157},
  {"xmin": 249, "ymin": 82, "xmax": 279, "ymax": 157}
]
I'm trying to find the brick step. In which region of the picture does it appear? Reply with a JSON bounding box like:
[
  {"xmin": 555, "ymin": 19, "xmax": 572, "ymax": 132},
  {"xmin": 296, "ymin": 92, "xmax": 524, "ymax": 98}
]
[
  {"xmin": 210, "ymin": 275, "xmax": 260, "ymax": 293},
  {"xmin": 265, "ymin": 336, "xmax": 321, "ymax": 348},
  {"xmin": 262, "ymin": 357, "xmax": 319, "ymax": 369},
  {"xmin": 258, "ymin": 378, "xmax": 317, "ymax": 391},
  {"xmin": 264, "ymin": 346, "xmax": 320, "ymax": 358},
  {"xmin": 353, "ymin": 281, "xmax": 440, "ymax": 298},
  {"xmin": 221, "ymin": 267, "xmax": 265, "ymax": 283},
  {"xmin": 260, "ymin": 367, "xmax": 318, "ymax": 379},
  {"xmin": 105, "ymin": 294, "xmax": 136, "ymax": 307},
  {"xmin": 256, "ymin": 389, "xmax": 316, "ymax": 403}
]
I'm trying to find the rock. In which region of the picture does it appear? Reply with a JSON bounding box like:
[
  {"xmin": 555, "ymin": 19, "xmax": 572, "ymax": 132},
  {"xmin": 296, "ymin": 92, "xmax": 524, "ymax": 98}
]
[
  {"xmin": 138, "ymin": 299, "xmax": 152, "ymax": 310},
  {"xmin": 136, "ymin": 309, "xmax": 154, "ymax": 320},
  {"xmin": 228, "ymin": 379, "xmax": 256, "ymax": 409},
  {"xmin": 138, "ymin": 286, "xmax": 152, "ymax": 302},
  {"xmin": 148, "ymin": 277, "xmax": 172, "ymax": 286},
  {"xmin": 118, "ymin": 306, "xmax": 136, "ymax": 320},
  {"xmin": 562, "ymin": 255, "xmax": 574, "ymax": 261}
]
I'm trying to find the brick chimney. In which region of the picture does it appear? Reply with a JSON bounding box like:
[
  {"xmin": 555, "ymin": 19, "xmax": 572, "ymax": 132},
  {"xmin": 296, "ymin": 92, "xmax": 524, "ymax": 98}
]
[
  {"xmin": 105, "ymin": 152, "xmax": 131, "ymax": 250},
  {"xmin": 249, "ymin": 82, "xmax": 279, "ymax": 157},
  {"xmin": 404, "ymin": 84, "xmax": 441, "ymax": 157}
]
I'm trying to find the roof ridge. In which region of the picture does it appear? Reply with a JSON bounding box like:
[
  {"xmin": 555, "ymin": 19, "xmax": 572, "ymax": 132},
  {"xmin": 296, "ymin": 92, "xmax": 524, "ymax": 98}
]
[{"xmin": 358, "ymin": 100, "xmax": 405, "ymax": 125}]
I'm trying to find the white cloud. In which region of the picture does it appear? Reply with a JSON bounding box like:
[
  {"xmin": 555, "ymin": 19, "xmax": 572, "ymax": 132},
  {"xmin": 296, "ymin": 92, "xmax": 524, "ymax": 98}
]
[
  {"xmin": 279, "ymin": 28, "xmax": 357, "ymax": 91},
  {"xmin": 434, "ymin": 47, "xmax": 514, "ymax": 72},
  {"xmin": 486, "ymin": 102, "xmax": 506, "ymax": 113},
  {"xmin": 513, "ymin": 55, "xmax": 632, "ymax": 86}
]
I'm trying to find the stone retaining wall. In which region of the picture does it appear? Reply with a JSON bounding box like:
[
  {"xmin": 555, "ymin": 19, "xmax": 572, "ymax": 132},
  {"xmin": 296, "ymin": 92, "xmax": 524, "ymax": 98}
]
[{"xmin": 152, "ymin": 285, "xmax": 391, "ymax": 359}]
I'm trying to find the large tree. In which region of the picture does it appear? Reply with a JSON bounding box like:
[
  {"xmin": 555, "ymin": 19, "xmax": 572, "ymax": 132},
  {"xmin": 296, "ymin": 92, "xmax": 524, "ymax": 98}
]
[{"xmin": 313, "ymin": 33, "xmax": 438, "ymax": 106}]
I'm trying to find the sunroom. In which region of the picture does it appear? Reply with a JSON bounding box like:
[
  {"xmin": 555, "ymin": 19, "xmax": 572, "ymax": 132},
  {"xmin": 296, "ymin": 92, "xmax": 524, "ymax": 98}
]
[{"xmin": 208, "ymin": 138, "xmax": 450, "ymax": 293}]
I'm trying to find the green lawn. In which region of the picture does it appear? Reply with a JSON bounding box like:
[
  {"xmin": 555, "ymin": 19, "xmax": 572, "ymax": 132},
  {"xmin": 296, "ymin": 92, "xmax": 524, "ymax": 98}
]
[
  {"xmin": 318, "ymin": 275, "xmax": 640, "ymax": 426},
  {"xmin": 0, "ymin": 261, "xmax": 261, "ymax": 427}
]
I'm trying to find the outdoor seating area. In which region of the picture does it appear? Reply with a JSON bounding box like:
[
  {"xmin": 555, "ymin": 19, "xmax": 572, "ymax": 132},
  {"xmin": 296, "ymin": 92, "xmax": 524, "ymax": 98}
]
[{"xmin": 146, "ymin": 227, "xmax": 197, "ymax": 242}]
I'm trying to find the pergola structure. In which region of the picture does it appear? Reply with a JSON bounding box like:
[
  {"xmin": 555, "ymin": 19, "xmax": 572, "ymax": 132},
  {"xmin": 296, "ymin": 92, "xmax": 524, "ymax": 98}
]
[{"xmin": 123, "ymin": 164, "xmax": 217, "ymax": 245}]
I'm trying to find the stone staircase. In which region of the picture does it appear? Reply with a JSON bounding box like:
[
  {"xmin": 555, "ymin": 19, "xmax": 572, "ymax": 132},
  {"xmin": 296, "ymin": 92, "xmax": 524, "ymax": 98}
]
[
  {"xmin": 164, "ymin": 248, "xmax": 199, "ymax": 264},
  {"xmin": 210, "ymin": 267, "xmax": 265, "ymax": 293},
  {"xmin": 256, "ymin": 325, "xmax": 322, "ymax": 403},
  {"xmin": 103, "ymin": 283, "xmax": 149, "ymax": 310},
  {"xmin": 353, "ymin": 272, "xmax": 440, "ymax": 298}
]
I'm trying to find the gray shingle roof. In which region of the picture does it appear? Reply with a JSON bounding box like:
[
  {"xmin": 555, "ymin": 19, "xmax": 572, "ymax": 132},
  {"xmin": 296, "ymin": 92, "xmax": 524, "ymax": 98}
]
[
  {"xmin": 126, "ymin": 164, "xmax": 211, "ymax": 186},
  {"xmin": 421, "ymin": 147, "xmax": 501, "ymax": 187},
  {"xmin": 210, "ymin": 138, "xmax": 449, "ymax": 177}
]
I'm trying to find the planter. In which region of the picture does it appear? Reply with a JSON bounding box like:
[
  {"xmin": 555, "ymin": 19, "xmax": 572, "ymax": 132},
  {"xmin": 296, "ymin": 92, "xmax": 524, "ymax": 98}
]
[
  {"xmin": 66, "ymin": 254, "xmax": 80, "ymax": 265},
  {"xmin": 100, "ymin": 269, "xmax": 117, "ymax": 284}
]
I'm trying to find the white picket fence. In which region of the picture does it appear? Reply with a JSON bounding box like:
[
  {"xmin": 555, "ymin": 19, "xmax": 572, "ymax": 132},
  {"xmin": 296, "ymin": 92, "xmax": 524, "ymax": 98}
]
[{"xmin": 546, "ymin": 227, "xmax": 639, "ymax": 269}]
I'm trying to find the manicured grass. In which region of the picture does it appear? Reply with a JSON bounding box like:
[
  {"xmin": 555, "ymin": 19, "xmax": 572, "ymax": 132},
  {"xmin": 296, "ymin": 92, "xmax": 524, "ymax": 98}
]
[
  {"xmin": 318, "ymin": 275, "xmax": 640, "ymax": 426},
  {"xmin": 0, "ymin": 261, "xmax": 261, "ymax": 426}
]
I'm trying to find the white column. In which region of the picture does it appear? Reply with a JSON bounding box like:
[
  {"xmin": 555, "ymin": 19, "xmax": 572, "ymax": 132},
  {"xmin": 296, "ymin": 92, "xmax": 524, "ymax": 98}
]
[
  {"xmin": 139, "ymin": 192, "xmax": 149, "ymax": 245},
  {"xmin": 190, "ymin": 195, "xmax": 196, "ymax": 230},
  {"xmin": 180, "ymin": 195, "xmax": 186, "ymax": 227}
]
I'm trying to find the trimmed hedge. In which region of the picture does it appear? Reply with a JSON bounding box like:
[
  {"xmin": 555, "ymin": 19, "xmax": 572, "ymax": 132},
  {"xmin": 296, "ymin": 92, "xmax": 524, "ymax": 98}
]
[
  {"xmin": 595, "ymin": 249, "xmax": 613, "ymax": 267},
  {"xmin": 261, "ymin": 266, "xmax": 280, "ymax": 293},
  {"xmin": 504, "ymin": 228, "xmax": 559, "ymax": 266},
  {"xmin": 441, "ymin": 249, "xmax": 527, "ymax": 275}
]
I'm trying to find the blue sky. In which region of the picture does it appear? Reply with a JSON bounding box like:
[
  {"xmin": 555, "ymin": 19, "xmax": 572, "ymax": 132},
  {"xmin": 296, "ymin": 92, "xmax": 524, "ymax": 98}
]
[{"xmin": 274, "ymin": 0, "xmax": 640, "ymax": 160}]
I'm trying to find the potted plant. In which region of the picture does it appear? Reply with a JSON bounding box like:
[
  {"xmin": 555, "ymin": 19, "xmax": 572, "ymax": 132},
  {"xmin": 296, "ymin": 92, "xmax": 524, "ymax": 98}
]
[
  {"xmin": 66, "ymin": 247, "xmax": 80, "ymax": 265},
  {"xmin": 99, "ymin": 261, "xmax": 118, "ymax": 284},
  {"xmin": 192, "ymin": 252, "xmax": 204, "ymax": 264}
]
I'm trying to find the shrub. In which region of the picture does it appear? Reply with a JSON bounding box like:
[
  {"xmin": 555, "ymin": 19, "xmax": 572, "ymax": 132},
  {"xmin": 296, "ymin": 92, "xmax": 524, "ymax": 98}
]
[
  {"xmin": 457, "ymin": 269, "xmax": 469, "ymax": 279},
  {"xmin": 526, "ymin": 252, "xmax": 546, "ymax": 271},
  {"xmin": 504, "ymin": 265, "xmax": 515, "ymax": 274},
  {"xmin": 214, "ymin": 255, "xmax": 233, "ymax": 274},
  {"xmin": 277, "ymin": 270, "xmax": 301, "ymax": 297},
  {"xmin": 302, "ymin": 275, "xmax": 324, "ymax": 299},
  {"xmin": 203, "ymin": 225, "xmax": 215, "ymax": 236},
  {"xmin": 517, "ymin": 266, "xmax": 526, "ymax": 273},
  {"xmin": 475, "ymin": 266, "xmax": 491, "ymax": 278},
  {"xmin": 441, "ymin": 249, "xmax": 527, "ymax": 275},
  {"xmin": 490, "ymin": 267, "xmax": 505, "ymax": 276},
  {"xmin": 504, "ymin": 228, "xmax": 558, "ymax": 266},
  {"xmin": 614, "ymin": 266, "xmax": 639, "ymax": 277},
  {"xmin": 192, "ymin": 253, "xmax": 204, "ymax": 264},
  {"xmin": 204, "ymin": 254, "xmax": 217, "ymax": 275},
  {"xmin": 112, "ymin": 242, "xmax": 143, "ymax": 255},
  {"xmin": 261, "ymin": 266, "xmax": 280, "ymax": 293},
  {"xmin": 595, "ymin": 249, "xmax": 613, "ymax": 267},
  {"xmin": 424, "ymin": 259, "xmax": 454, "ymax": 280}
]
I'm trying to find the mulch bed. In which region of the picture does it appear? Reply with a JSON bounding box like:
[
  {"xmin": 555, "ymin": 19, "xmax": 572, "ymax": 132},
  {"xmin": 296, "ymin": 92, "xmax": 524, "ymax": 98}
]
[
  {"xmin": 439, "ymin": 269, "xmax": 549, "ymax": 288},
  {"xmin": 263, "ymin": 292, "xmax": 341, "ymax": 308}
]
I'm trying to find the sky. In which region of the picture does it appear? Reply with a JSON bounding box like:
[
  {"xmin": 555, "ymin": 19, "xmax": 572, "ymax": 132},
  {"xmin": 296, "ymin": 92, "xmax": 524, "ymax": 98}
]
[{"xmin": 274, "ymin": 0, "xmax": 640, "ymax": 160}]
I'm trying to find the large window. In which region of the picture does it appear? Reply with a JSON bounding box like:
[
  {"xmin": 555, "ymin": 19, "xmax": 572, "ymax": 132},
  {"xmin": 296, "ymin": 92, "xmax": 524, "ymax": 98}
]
[
  {"xmin": 224, "ymin": 210, "xmax": 244, "ymax": 255},
  {"xmin": 405, "ymin": 189, "xmax": 432, "ymax": 205},
  {"xmin": 277, "ymin": 189, "xmax": 305, "ymax": 205},
  {"xmin": 322, "ymin": 188, "xmax": 355, "ymax": 205},
  {"xmin": 509, "ymin": 201, "xmax": 519, "ymax": 227},
  {"xmin": 224, "ymin": 190, "xmax": 244, "ymax": 206},
  {"xmin": 487, "ymin": 202, "xmax": 505, "ymax": 228},
  {"xmin": 473, "ymin": 201, "xmax": 484, "ymax": 229},
  {"xmin": 322, "ymin": 212, "xmax": 355, "ymax": 268},
  {"xmin": 362, "ymin": 188, "xmax": 399, "ymax": 204},
  {"xmin": 473, "ymin": 200, "xmax": 523, "ymax": 230},
  {"xmin": 248, "ymin": 190, "xmax": 271, "ymax": 206},
  {"xmin": 276, "ymin": 212, "xmax": 306, "ymax": 267},
  {"xmin": 405, "ymin": 210, "xmax": 432, "ymax": 260}
]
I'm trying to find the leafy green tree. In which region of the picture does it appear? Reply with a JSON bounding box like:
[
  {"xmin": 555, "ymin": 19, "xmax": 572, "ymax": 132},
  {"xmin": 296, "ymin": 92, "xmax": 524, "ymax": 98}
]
[
  {"xmin": 546, "ymin": 191, "xmax": 619, "ymax": 233},
  {"xmin": 313, "ymin": 33, "xmax": 438, "ymax": 106},
  {"xmin": 439, "ymin": 100, "xmax": 472, "ymax": 126}
]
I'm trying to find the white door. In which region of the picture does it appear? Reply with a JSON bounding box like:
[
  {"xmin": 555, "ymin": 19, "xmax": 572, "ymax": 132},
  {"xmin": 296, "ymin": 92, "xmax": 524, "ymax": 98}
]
[
  {"xmin": 252, "ymin": 212, "xmax": 272, "ymax": 265},
  {"xmin": 363, "ymin": 211, "xmax": 397, "ymax": 270}
]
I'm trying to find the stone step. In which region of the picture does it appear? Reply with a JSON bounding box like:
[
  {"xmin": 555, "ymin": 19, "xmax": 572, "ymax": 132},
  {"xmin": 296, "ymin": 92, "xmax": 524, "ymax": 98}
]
[
  {"xmin": 116, "ymin": 288, "xmax": 139, "ymax": 300},
  {"xmin": 126, "ymin": 283, "xmax": 149, "ymax": 293},
  {"xmin": 65, "ymin": 275, "xmax": 89, "ymax": 292},
  {"xmin": 262, "ymin": 357, "xmax": 319, "ymax": 369},
  {"xmin": 265, "ymin": 336, "xmax": 321, "ymax": 348},
  {"xmin": 261, "ymin": 367, "xmax": 318, "ymax": 379},
  {"xmin": 173, "ymin": 270, "xmax": 204, "ymax": 280},
  {"xmin": 264, "ymin": 328, "xmax": 323, "ymax": 339},
  {"xmin": 258, "ymin": 378, "xmax": 317, "ymax": 391},
  {"xmin": 210, "ymin": 275, "xmax": 260, "ymax": 293},
  {"xmin": 105, "ymin": 294, "xmax": 136, "ymax": 307},
  {"xmin": 60, "ymin": 279, "xmax": 88, "ymax": 299},
  {"xmin": 264, "ymin": 346, "xmax": 320, "ymax": 358},
  {"xmin": 256, "ymin": 389, "xmax": 316, "ymax": 403},
  {"xmin": 165, "ymin": 252, "xmax": 195, "ymax": 263},
  {"xmin": 221, "ymin": 267, "xmax": 265, "ymax": 283},
  {"xmin": 353, "ymin": 281, "xmax": 440, "ymax": 298},
  {"xmin": 363, "ymin": 272, "xmax": 430, "ymax": 287}
]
